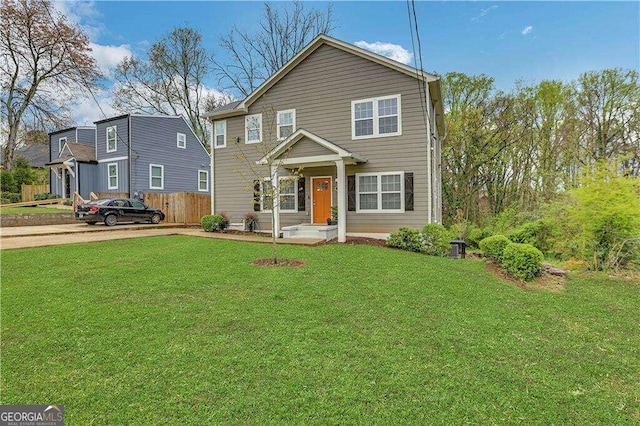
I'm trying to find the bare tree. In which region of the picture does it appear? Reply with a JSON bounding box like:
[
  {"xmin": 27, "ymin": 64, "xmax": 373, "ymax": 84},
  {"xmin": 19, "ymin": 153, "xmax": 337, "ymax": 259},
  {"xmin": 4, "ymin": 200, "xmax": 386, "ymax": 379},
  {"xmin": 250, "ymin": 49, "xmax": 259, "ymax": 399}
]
[
  {"xmin": 214, "ymin": 1, "xmax": 335, "ymax": 97},
  {"xmin": 112, "ymin": 26, "xmax": 231, "ymax": 142},
  {"xmin": 1, "ymin": 0, "xmax": 100, "ymax": 169},
  {"xmin": 232, "ymin": 104, "xmax": 300, "ymax": 264}
]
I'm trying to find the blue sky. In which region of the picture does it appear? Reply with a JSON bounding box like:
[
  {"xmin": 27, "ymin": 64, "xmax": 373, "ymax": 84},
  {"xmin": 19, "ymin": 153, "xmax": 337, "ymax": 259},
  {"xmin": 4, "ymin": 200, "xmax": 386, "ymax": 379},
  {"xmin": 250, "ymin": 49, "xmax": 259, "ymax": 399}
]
[{"xmin": 55, "ymin": 1, "xmax": 639, "ymax": 124}]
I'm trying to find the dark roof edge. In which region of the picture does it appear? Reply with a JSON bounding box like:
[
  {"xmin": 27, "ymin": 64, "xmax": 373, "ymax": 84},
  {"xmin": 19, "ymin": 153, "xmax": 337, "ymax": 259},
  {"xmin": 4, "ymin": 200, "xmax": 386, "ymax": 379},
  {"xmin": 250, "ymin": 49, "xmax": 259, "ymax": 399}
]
[{"xmin": 93, "ymin": 114, "xmax": 130, "ymax": 125}]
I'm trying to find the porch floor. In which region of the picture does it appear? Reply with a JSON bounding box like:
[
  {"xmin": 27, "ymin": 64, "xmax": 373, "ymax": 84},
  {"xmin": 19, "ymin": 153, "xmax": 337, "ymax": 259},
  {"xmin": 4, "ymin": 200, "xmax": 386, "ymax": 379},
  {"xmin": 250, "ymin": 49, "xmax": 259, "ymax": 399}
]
[{"xmin": 281, "ymin": 223, "xmax": 338, "ymax": 241}]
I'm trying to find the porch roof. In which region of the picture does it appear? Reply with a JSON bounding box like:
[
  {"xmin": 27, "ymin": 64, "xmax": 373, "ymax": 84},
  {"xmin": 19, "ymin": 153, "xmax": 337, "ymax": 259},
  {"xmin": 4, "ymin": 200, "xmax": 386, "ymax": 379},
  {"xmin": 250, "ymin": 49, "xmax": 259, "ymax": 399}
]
[
  {"xmin": 45, "ymin": 142, "xmax": 97, "ymax": 166},
  {"xmin": 256, "ymin": 129, "xmax": 367, "ymax": 168}
]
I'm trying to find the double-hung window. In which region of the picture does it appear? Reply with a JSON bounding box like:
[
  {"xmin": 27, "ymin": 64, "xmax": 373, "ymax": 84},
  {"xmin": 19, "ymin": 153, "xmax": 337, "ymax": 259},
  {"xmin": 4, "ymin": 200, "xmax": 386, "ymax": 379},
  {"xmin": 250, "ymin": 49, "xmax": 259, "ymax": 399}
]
[
  {"xmin": 107, "ymin": 163, "xmax": 118, "ymax": 189},
  {"xmin": 150, "ymin": 164, "xmax": 164, "ymax": 190},
  {"xmin": 58, "ymin": 137, "xmax": 67, "ymax": 153},
  {"xmin": 198, "ymin": 170, "xmax": 209, "ymax": 192},
  {"xmin": 214, "ymin": 120, "xmax": 226, "ymax": 148},
  {"xmin": 277, "ymin": 110, "xmax": 295, "ymax": 140},
  {"xmin": 356, "ymin": 172, "xmax": 404, "ymax": 213},
  {"xmin": 106, "ymin": 126, "xmax": 117, "ymax": 152},
  {"xmin": 177, "ymin": 133, "xmax": 186, "ymax": 149},
  {"xmin": 245, "ymin": 114, "xmax": 262, "ymax": 144},
  {"xmin": 260, "ymin": 177, "xmax": 297, "ymax": 213},
  {"xmin": 351, "ymin": 95, "xmax": 401, "ymax": 139}
]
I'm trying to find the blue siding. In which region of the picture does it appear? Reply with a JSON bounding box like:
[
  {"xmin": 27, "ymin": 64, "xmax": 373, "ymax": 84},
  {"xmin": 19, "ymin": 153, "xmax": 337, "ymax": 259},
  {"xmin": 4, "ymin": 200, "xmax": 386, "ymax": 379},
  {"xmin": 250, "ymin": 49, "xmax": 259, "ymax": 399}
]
[
  {"xmin": 95, "ymin": 116, "xmax": 129, "ymax": 162},
  {"xmin": 129, "ymin": 116, "xmax": 210, "ymax": 194},
  {"xmin": 78, "ymin": 163, "xmax": 98, "ymax": 199},
  {"xmin": 96, "ymin": 159, "xmax": 129, "ymax": 194},
  {"xmin": 77, "ymin": 128, "xmax": 96, "ymax": 146}
]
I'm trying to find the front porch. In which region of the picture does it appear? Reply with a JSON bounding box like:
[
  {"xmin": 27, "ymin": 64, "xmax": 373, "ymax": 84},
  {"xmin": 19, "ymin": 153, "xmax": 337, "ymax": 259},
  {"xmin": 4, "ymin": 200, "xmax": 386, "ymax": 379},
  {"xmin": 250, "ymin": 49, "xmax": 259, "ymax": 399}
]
[{"xmin": 281, "ymin": 223, "xmax": 338, "ymax": 241}]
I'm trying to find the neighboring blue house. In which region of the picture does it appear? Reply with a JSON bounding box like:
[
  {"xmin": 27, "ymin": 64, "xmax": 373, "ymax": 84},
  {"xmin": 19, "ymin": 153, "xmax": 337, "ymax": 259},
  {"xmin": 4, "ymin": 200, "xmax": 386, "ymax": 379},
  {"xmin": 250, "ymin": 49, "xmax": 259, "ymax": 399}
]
[
  {"xmin": 47, "ymin": 115, "xmax": 211, "ymax": 200},
  {"xmin": 47, "ymin": 126, "xmax": 97, "ymax": 198}
]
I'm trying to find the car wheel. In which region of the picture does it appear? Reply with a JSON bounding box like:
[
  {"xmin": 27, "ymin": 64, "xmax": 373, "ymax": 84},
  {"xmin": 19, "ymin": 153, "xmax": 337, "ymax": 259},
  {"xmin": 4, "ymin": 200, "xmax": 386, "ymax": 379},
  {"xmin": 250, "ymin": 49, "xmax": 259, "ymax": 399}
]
[
  {"xmin": 151, "ymin": 213, "xmax": 162, "ymax": 224},
  {"xmin": 104, "ymin": 215, "xmax": 117, "ymax": 227},
  {"xmin": 87, "ymin": 221, "xmax": 97, "ymax": 226}
]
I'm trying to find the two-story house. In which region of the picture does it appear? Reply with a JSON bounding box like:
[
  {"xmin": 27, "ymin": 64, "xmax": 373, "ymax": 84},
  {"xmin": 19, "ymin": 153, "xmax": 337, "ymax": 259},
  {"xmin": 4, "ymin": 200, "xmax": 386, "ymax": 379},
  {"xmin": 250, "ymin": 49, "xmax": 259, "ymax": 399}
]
[
  {"xmin": 204, "ymin": 34, "xmax": 445, "ymax": 242},
  {"xmin": 47, "ymin": 115, "xmax": 211, "ymax": 200}
]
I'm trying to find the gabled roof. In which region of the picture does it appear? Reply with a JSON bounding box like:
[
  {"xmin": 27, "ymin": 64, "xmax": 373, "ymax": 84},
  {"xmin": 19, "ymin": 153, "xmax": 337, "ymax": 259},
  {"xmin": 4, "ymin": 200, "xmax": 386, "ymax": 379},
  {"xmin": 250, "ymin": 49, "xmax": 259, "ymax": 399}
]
[
  {"xmin": 1, "ymin": 144, "xmax": 50, "ymax": 168},
  {"xmin": 203, "ymin": 34, "xmax": 445, "ymax": 136},
  {"xmin": 46, "ymin": 142, "xmax": 96, "ymax": 165},
  {"xmin": 257, "ymin": 129, "xmax": 367, "ymax": 167}
]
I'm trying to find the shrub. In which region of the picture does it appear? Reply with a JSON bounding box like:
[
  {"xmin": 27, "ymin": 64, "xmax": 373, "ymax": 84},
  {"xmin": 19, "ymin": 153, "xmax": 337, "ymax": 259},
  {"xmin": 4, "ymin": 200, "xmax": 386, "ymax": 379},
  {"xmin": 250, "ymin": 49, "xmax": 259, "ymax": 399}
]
[
  {"xmin": 1, "ymin": 192, "xmax": 21, "ymax": 204},
  {"xmin": 508, "ymin": 219, "xmax": 555, "ymax": 253},
  {"xmin": 422, "ymin": 223, "xmax": 451, "ymax": 256},
  {"xmin": 201, "ymin": 214, "xmax": 228, "ymax": 232},
  {"xmin": 467, "ymin": 227, "xmax": 493, "ymax": 249},
  {"xmin": 387, "ymin": 227, "xmax": 424, "ymax": 253},
  {"xmin": 479, "ymin": 234, "xmax": 511, "ymax": 261},
  {"xmin": 1, "ymin": 171, "xmax": 18, "ymax": 193},
  {"xmin": 501, "ymin": 243, "xmax": 544, "ymax": 281},
  {"xmin": 34, "ymin": 193, "xmax": 58, "ymax": 201}
]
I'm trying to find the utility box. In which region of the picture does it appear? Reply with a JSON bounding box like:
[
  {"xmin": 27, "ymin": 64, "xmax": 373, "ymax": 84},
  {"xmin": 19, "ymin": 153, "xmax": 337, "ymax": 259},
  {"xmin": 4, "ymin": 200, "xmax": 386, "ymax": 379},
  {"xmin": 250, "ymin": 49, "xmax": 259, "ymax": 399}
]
[{"xmin": 449, "ymin": 240, "xmax": 467, "ymax": 259}]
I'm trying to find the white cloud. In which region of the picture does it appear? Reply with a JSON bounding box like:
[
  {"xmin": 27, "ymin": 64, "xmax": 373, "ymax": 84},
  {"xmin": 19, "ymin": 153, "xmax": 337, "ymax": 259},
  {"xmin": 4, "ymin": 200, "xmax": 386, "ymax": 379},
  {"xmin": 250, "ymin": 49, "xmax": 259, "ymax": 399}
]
[
  {"xmin": 354, "ymin": 41, "xmax": 413, "ymax": 65},
  {"xmin": 89, "ymin": 43, "xmax": 132, "ymax": 76},
  {"xmin": 52, "ymin": 1, "xmax": 104, "ymax": 38},
  {"xmin": 72, "ymin": 88, "xmax": 118, "ymax": 125},
  {"xmin": 522, "ymin": 26, "xmax": 533, "ymax": 36},
  {"xmin": 472, "ymin": 5, "xmax": 498, "ymax": 21}
]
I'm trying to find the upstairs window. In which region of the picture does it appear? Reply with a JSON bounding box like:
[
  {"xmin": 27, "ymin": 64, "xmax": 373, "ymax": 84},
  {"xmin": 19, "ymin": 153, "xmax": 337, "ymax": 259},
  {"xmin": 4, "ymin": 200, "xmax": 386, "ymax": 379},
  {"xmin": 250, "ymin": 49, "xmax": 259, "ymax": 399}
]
[
  {"xmin": 58, "ymin": 137, "xmax": 67, "ymax": 153},
  {"xmin": 150, "ymin": 164, "xmax": 164, "ymax": 190},
  {"xmin": 245, "ymin": 114, "xmax": 262, "ymax": 144},
  {"xmin": 214, "ymin": 120, "xmax": 226, "ymax": 148},
  {"xmin": 351, "ymin": 95, "xmax": 401, "ymax": 139},
  {"xmin": 177, "ymin": 133, "xmax": 186, "ymax": 149},
  {"xmin": 106, "ymin": 126, "xmax": 117, "ymax": 152},
  {"xmin": 277, "ymin": 110, "xmax": 296, "ymax": 140}
]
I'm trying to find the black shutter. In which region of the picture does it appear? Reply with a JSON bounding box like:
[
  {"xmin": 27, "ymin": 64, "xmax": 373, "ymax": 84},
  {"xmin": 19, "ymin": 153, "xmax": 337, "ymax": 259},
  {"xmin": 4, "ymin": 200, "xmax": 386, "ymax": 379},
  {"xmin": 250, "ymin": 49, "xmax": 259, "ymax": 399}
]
[
  {"xmin": 297, "ymin": 177, "xmax": 305, "ymax": 211},
  {"xmin": 405, "ymin": 172, "xmax": 414, "ymax": 211},
  {"xmin": 253, "ymin": 180, "xmax": 261, "ymax": 212},
  {"xmin": 347, "ymin": 175, "xmax": 356, "ymax": 211}
]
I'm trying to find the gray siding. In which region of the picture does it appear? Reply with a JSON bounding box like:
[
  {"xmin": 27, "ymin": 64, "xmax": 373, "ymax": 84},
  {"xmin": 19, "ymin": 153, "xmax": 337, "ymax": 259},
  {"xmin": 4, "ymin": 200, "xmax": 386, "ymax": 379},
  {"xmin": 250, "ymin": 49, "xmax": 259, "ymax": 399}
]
[
  {"xmin": 129, "ymin": 116, "xmax": 210, "ymax": 194},
  {"xmin": 78, "ymin": 163, "xmax": 98, "ymax": 199},
  {"xmin": 96, "ymin": 159, "xmax": 128, "ymax": 194},
  {"xmin": 77, "ymin": 128, "xmax": 96, "ymax": 146},
  {"xmin": 95, "ymin": 116, "xmax": 129, "ymax": 162},
  {"xmin": 213, "ymin": 44, "xmax": 434, "ymax": 233},
  {"xmin": 286, "ymin": 137, "xmax": 336, "ymax": 158}
]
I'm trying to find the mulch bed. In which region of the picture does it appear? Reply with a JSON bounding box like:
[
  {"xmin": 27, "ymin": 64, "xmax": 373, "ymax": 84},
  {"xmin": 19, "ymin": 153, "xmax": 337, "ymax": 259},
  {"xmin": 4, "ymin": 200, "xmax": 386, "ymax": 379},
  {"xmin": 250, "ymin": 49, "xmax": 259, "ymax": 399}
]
[
  {"xmin": 333, "ymin": 237, "xmax": 388, "ymax": 247},
  {"xmin": 485, "ymin": 261, "xmax": 566, "ymax": 292},
  {"xmin": 253, "ymin": 258, "xmax": 306, "ymax": 267}
]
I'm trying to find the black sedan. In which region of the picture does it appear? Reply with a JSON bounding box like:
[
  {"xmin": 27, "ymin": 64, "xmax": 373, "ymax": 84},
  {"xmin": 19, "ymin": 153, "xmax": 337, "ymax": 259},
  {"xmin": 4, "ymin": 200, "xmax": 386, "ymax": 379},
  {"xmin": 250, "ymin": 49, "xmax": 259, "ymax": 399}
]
[{"xmin": 76, "ymin": 198, "xmax": 165, "ymax": 226}]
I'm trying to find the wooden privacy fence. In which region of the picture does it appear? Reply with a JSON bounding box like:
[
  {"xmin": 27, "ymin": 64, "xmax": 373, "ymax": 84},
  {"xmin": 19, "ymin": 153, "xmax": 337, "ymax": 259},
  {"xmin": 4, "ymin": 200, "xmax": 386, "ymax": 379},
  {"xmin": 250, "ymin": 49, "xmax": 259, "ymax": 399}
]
[
  {"xmin": 21, "ymin": 184, "xmax": 50, "ymax": 202},
  {"xmin": 144, "ymin": 192, "xmax": 211, "ymax": 224}
]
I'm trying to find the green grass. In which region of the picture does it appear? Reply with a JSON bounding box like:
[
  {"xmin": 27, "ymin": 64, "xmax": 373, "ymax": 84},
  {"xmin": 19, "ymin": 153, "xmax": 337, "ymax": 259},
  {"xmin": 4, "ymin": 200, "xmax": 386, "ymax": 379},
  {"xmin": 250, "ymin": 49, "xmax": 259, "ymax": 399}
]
[
  {"xmin": 2, "ymin": 237, "xmax": 639, "ymax": 424},
  {"xmin": 0, "ymin": 206, "xmax": 71, "ymax": 215}
]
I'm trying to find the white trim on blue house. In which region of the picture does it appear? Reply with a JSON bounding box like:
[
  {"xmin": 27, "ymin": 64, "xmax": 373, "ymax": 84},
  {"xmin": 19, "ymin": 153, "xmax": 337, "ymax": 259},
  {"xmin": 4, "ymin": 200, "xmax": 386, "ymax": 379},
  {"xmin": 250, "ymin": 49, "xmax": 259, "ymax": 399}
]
[{"xmin": 149, "ymin": 164, "xmax": 164, "ymax": 190}]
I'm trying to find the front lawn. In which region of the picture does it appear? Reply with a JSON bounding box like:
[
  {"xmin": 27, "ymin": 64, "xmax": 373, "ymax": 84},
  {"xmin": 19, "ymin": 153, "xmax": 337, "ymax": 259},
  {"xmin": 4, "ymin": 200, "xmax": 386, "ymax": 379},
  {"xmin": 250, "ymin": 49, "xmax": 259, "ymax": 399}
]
[
  {"xmin": 0, "ymin": 206, "xmax": 71, "ymax": 215},
  {"xmin": 1, "ymin": 237, "xmax": 638, "ymax": 423}
]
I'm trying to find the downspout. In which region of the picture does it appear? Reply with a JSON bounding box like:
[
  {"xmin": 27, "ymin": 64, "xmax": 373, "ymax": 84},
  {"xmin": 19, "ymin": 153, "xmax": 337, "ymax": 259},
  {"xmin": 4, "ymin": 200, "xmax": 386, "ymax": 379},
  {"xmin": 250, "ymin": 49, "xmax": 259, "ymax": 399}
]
[
  {"xmin": 128, "ymin": 114, "xmax": 132, "ymax": 197},
  {"xmin": 425, "ymin": 82, "xmax": 433, "ymax": 224},
  {"xmin": 209, "ymin": 121, "xmax": 215, "ymax": 213}
]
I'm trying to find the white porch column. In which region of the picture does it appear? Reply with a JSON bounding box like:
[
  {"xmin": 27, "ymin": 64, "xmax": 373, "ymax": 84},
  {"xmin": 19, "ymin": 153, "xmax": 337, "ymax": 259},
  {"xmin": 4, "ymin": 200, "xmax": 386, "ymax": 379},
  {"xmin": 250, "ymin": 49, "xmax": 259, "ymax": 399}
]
[
  {"xmin": 335, "ymin": 159, "xmax": 346, "ymax": 243},
  {"xmin": 271, "ymin": 165, "xmax": 280, "ymax": 238}
]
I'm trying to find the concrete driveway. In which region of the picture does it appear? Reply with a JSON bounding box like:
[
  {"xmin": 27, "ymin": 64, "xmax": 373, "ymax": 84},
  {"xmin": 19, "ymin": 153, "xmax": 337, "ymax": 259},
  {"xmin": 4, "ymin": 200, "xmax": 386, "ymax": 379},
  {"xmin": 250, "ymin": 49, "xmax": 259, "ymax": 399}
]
[{"xmin": 0, "ymin": 223, "xmax": 324, "ymax": 250}]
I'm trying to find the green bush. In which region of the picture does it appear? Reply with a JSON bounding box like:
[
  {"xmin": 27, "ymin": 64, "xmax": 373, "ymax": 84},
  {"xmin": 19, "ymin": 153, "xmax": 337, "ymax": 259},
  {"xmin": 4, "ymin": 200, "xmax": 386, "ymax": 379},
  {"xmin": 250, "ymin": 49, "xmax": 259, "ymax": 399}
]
[
  {"xmin": 1, "ymin": 171, "xmax": 18, "ymax": 193},
  {"xmin": 508, "ymin": 219, "xmax": 554, "ymax": 253},
  {"xmin": 479, "ymin": 234, "xmax": 511, "ymax": 261},
  {"xmin": 0, "ymin": 192, "xmax": 21, "ymax": 204},
  {"xmin": 467, "ymin": 227, "xmax": 493, "ymax": 249},
  {"xmin": 34, "ymin": 193, "xmax": 58, "ymax": 201},
  {"xmin": 387, "ymin": 227, "xmax": 424, "ymax": 253},
  {"xmin": 201, "ymin": 214, "xmax": 228, "ymax": 232},
  {"xmin": 422, "ymin": 223, "xmax": 451, "ymax": 257},
  {"xmin": 216, "ymin": 212, "xmax": 230, "ymax": 230},
  {"xmin": 501, "ymin": 243, "xmax": 544, "ymax": 281}
]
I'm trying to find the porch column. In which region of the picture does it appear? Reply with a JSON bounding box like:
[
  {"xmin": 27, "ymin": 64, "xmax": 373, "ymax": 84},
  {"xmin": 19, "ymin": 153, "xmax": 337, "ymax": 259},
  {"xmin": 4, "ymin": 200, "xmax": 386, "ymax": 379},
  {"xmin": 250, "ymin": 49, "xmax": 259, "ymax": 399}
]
[
  {"xmin": 335, "ymin": 159, "xmax": 346, "ymax": 243},
  {"xmin": 271, "ymin": 165, "xmax": 280, "ymax": 238}
]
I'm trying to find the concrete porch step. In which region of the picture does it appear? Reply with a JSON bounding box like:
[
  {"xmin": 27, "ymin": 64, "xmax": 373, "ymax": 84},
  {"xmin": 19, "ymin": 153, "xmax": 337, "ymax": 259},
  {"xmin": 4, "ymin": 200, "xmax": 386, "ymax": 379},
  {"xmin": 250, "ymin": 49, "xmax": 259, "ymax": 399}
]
[{"xmin": 281, "ymin": 224, "xmax": 338, "ymax": 241}]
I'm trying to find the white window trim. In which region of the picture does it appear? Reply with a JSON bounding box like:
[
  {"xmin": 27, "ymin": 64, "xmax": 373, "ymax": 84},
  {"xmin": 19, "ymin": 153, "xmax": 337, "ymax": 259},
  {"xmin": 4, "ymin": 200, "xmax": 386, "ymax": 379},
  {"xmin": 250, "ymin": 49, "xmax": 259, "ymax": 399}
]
[
  {"xmin": 260, "ymin": 177, "xmax": 298, "ymax": 213},
  {"xmin": 351, "ymin": 94, "xmax": 402, "ymax": 140},
  {"xmin": 198, "ymin": 170, "xmax": 209, "ymax": 192},
  {"xmin": 106, "ymin": 126, "xmax": 117, "ymax": 153},
  {"xmin": 107, "ymin": 163, "xmax": 118, "ymax": 190},
  {"xmin": 356, "ymin": 171, "xmax": 404, "ymax": 213},
  {"xmin": 277, "ymin": 109, "xmax": 296, "ymax": 140},
  {"xmin": 58, "ymin": 137, "xmax": 67, "ymax": 153},
  {"xmin": 177, "ymin": 133, "xmax": 186, "ymax": 149},
  {"xmin": 245, "ymin": 114, "xmax": 262, "ymax": 144},
  {"xmin": 149, "ymin": 164, "xmax": 165, "ymax": 190},
  {"xmin": 214, "ymin": 120, "xmax": 226, "ymax": 149}
]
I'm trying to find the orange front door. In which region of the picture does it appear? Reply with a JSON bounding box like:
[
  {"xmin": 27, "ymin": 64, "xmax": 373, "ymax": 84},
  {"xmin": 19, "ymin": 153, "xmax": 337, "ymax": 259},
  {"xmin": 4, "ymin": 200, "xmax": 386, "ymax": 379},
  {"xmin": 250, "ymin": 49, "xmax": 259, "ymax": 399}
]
[{"xmin": 312, "ymin": 177, "xmax": 332, "ymax": 224}]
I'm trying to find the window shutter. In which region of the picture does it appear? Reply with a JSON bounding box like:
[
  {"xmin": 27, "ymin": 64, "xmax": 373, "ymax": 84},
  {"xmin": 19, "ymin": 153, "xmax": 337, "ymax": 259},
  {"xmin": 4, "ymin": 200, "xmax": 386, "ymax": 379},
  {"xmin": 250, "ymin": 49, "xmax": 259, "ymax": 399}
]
[
  {"xmin": 253, "ymin": 180, "xmax": 261, "ymax": 212},
  {"xmin": 405, "ymin": 172, "xmax": 414, "ymax": 211},
  {"xmin": 297, "ymin": 178, "xmax": 305, "ymax": 211},
  {"xmin": 348, "ymin": 175, "xmax": 356, "ymax": 211}
]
